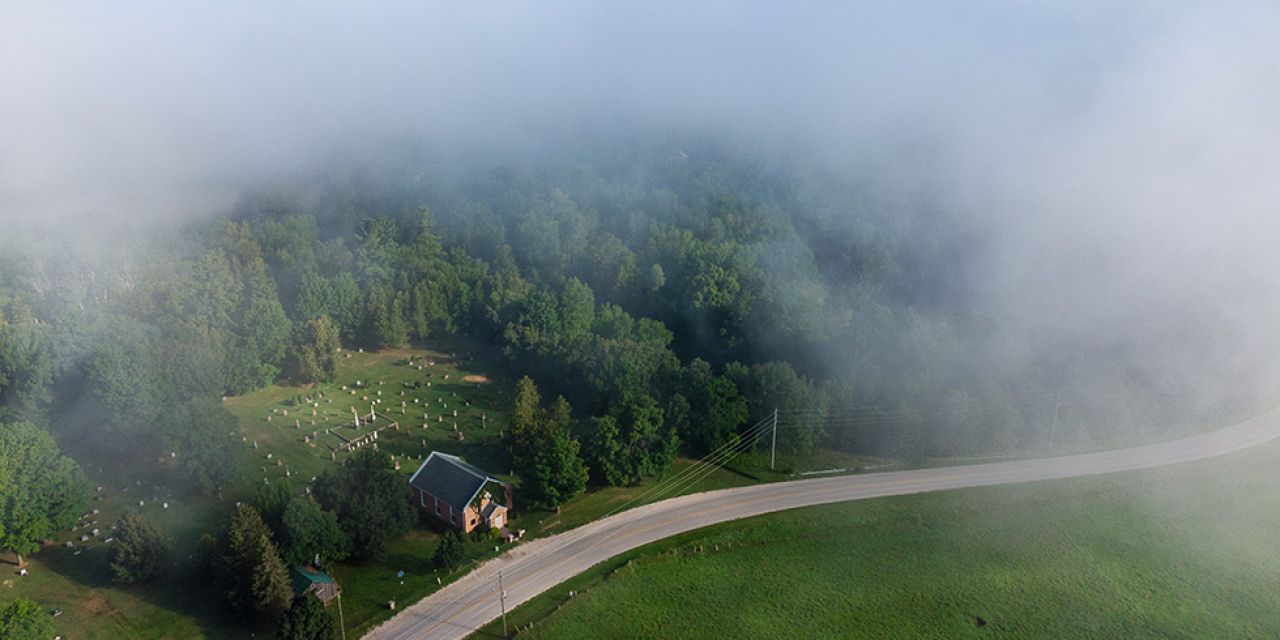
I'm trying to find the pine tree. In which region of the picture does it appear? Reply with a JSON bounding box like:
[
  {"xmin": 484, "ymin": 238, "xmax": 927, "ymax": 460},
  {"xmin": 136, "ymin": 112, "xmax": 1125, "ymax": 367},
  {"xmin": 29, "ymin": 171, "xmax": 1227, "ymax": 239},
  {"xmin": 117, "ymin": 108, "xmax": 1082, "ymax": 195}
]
[
  {"xmin": 509, "ymin": 376, "xmax": 541, "ymax": 451},
  {"xmin": 528, "ymin": 427, "xmax": 588, "ymax": 507},
  {"xmin": 277, "ymin": 593, "xmax": 337, "ymax": 640},
  {"xmin": 251, "ymin": 549, "xmax": 293, "ymax": 626},
  {"xmin": 506, "ymin": 386, "xmax": 588, "ymax": 507},
  {"xmin": 110, "ymin": 510, "xmax": 172, "ymax": 583},
  {"xmin": 217, "ymin": 505, "xmax": 292, "ymax": 624}
]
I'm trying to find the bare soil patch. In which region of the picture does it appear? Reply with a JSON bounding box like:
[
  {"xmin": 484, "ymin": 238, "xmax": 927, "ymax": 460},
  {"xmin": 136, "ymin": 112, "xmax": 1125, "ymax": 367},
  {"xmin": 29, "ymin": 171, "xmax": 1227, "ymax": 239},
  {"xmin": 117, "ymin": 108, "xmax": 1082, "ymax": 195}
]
[
  {"xmin": 463, "ymin": 374, "xmax": 490, "ymax": 384},
  {"xmin": 84, "ymin": 594, "xmax": 112, "ymax": 614}
]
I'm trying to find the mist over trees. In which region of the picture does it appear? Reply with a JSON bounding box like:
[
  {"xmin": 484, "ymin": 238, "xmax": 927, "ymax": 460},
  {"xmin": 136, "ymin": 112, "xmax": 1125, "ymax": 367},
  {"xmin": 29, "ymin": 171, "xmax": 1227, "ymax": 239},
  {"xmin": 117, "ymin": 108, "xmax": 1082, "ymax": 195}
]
[
  {"xmin": 2, "ymin": 4, "xmax": 1278, "ymax": 639},
  {"xmin": 0, "ymin": 138, "xmax": 1256, "ymax": 497}
]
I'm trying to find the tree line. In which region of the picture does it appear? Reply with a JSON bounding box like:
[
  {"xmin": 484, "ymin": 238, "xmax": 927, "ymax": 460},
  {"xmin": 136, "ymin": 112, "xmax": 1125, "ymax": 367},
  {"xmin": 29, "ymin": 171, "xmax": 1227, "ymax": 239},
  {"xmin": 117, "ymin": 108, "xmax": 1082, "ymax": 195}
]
[{"xmin": 0, "ymin": 144, "xmax": 1230, "ymax": 613}]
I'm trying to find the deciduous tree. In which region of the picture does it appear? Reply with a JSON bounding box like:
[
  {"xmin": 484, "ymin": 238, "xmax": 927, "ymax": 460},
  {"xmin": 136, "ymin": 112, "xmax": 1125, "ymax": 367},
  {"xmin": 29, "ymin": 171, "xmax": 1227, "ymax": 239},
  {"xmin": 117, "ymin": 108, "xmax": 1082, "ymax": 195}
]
[
  {"xmin": 289, "ymin": 315, "xmax": 341, "ymax": 384},
  {"xmin": 281, "ymin": 497, "xmax": 348, "ymax": 569},
  {"xmin": 0, "ymin": 421, "xmax": 88, "ymax": 567},
  {"xmin": 0, "ymin": 596, "xmax": 53, "ymax": 640},
  {"xmin": 313, "ymin": 449, "xmax": 416, "ymax": 560}
]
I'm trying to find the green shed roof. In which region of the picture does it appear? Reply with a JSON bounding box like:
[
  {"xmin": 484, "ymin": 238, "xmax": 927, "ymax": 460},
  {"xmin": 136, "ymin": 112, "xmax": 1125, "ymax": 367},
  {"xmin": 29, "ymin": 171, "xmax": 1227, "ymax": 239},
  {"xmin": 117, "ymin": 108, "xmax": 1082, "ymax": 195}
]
[{"xmin": 290, "ymin": 565, "xmax": 336, "ymax": 595}]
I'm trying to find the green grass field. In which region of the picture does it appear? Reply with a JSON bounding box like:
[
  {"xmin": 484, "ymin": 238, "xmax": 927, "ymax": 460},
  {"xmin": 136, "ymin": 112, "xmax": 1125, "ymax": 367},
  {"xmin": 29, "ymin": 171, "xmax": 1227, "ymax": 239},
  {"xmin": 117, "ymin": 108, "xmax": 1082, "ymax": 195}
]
[{"xmin": 496, "ymin": 439, "xmax": 1280, "ymax": 639}]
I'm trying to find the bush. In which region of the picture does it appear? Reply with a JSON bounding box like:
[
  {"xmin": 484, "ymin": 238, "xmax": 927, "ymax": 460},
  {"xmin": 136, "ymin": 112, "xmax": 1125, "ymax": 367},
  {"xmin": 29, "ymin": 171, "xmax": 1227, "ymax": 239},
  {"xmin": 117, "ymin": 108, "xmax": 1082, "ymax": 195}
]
[{"xmin": 433, "ymin": 528, "xmax": 465, "ymax": 572}]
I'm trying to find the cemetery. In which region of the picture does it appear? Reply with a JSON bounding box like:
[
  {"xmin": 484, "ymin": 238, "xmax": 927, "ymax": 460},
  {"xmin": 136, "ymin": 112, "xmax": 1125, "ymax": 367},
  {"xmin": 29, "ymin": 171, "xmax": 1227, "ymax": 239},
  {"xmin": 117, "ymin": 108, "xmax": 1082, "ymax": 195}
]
[
  {"xmin": 227, "ymin": 345, "xmax": 512, "ymax": 494},
  {"xmin": 9, "ymin": 342, "xmax": 516, "ymax": 640}
]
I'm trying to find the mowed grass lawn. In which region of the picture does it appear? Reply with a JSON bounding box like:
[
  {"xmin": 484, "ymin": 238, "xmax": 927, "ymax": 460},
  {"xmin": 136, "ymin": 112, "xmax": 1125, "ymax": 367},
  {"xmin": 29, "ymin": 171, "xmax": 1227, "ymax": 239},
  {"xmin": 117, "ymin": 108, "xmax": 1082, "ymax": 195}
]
[{"xmin": 502, "ymin": 439, "xmax": 1280, "ymax": 640}]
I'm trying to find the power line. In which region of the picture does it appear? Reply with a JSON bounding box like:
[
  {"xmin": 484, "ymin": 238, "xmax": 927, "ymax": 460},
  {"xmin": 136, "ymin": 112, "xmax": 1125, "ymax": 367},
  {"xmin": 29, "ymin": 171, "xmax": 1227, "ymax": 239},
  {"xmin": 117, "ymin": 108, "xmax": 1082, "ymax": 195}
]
[{"xmin": 602, "ymin": 416, "xmax": 776, "ymax": 518}]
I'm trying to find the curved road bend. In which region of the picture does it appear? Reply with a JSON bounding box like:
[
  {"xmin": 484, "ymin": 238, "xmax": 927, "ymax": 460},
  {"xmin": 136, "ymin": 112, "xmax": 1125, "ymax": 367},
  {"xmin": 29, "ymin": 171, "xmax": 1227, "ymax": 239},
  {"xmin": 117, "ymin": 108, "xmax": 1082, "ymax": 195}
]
[{"xmin": 365, "ymin": 406, "xmax": 1280, "ymax": 640}]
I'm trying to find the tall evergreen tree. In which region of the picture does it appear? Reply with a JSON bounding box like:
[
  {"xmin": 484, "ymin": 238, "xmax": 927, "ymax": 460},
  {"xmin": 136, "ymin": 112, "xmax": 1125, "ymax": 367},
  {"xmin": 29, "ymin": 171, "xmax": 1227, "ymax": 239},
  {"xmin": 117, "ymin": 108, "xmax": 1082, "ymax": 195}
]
[
  {"xmin": 510, "ymin": 376, "xmax": 541, "ymax": 444},
  {"xmin": 216, "ymin": 505, "xmax": 292, "ymax": 624},
  {"xmin": 292, "ymin": 271, "xmax": 332, "ymax": 321},
  {"xmin": 277, "ymin": 593, "xmax": 337, "ymax": 640},
  {"xmin": 110, "ymin": 510, "xmax": 172, "ymax": 583},
  {"xmin": 251, "ymin": 550, "xmax": 293, "ymax": 626},
  {"xmin": 361, "ymin": 285, "xmax": 407, "ymax": 348}
]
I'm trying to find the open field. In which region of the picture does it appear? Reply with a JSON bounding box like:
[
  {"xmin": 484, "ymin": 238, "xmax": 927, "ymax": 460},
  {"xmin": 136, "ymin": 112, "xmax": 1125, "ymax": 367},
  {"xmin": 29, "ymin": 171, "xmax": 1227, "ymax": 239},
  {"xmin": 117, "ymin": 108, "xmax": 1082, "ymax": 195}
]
[{"xmin": 495, "ymin": 440, "xmax": 1280, "ymax": 639}]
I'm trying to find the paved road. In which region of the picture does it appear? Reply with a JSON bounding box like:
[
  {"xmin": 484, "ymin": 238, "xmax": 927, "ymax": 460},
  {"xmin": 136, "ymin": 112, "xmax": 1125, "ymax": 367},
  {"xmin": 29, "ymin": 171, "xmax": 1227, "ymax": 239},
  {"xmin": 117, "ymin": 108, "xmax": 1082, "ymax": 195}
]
[{"xmin": 364, "ymin": 407, "xmax": 1280, "ymax": 640}]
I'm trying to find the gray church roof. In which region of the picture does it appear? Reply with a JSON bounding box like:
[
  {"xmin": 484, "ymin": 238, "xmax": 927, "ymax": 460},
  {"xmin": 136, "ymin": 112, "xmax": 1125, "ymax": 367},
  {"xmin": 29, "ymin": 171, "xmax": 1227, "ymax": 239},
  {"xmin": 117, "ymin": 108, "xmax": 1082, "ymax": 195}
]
[{"xmin": 409, "ymin": 451, "xmax": 499, "ymax": 510}]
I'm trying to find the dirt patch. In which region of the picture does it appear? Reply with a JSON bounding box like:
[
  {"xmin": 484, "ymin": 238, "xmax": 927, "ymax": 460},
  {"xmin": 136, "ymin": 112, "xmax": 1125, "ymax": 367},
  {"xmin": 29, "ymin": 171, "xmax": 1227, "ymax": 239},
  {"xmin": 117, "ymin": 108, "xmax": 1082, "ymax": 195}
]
[
  {"xmin": 84, "ymin": 594, "xmax": 113, "ymax": 614},
  {"xmin": 463, "ymin": 375, "xmax": 490, "ymax": 384}
]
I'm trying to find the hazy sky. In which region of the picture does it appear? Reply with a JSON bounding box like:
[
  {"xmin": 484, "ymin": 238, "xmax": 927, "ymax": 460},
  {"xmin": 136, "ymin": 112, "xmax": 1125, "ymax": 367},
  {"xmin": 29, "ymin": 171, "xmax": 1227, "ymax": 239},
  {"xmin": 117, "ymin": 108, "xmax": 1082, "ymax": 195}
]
[
  {"xmin": 3, "ymin": 1, "xmax": 1279, "ymax": 381},
  {"xmin": 0, "ymin": 1, "xmax": 1162, "ymax": 215}
]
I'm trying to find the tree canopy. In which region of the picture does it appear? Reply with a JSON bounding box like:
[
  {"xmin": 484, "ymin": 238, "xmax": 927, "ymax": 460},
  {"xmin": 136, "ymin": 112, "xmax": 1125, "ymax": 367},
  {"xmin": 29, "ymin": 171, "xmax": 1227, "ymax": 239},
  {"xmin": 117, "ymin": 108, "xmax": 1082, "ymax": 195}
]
[
  {"xmin": 313, "ymin": 449, "xmax": 417, "ymax": 560},
  {"xmin": 0, "ymin": 597, "xmax": 53, "ymax": 640},
  {"xmin": 0, "ymin": 421, "xmax": 88, "ymax": 566},
  {"xmin": 110, "ymin": 510, "xmax": 172, "ymax": 584},
  {"xmin": 213, "ymin": 505, "xmax": 293, "ymax": 625},
  {"xmin": 277, "ymin": 593, "xmax": 337, "ymax": 640},
  {"xmin": 281, "ymin": 496, "xmax": 348, "ymax": 569},
  {"xmin": 506, "ymin": 379, "xmax": 588, "ymax": 507}
]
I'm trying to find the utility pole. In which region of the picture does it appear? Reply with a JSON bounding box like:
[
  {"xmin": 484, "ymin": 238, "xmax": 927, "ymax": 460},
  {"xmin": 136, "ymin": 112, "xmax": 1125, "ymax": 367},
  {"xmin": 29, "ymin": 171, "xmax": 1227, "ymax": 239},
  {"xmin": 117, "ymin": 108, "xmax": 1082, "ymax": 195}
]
[
  {"xmin": 337, "ymin": 592, "xmax": 347, "ymax": 640},
  {"xmin": 1048, "ymin": 389, "xmax": 1061, "ymax": 451},
  {"xmin": 770, "ymin": 408, "xmax": 779, "ymax": 470},
  {"xmin": 499, "ymin": 570, "xmax": 508, "ymax": 639}
]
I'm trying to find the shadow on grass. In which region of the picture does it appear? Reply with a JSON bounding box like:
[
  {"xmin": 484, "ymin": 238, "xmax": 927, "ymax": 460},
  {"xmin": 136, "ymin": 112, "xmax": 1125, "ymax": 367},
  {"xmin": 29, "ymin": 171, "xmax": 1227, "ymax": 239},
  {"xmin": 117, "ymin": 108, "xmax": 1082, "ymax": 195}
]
[{"xmin": 39, "ymin": 543, "xmax": 248, "ymax": 639}]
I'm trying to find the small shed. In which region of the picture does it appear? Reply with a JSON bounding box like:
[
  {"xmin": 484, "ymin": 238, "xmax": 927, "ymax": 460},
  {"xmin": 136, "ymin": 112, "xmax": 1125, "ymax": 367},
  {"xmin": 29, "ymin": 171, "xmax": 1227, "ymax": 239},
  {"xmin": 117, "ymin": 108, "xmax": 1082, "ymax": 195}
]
[{"xmin": 290, "ymin": 565, "xmax": 340, "ymax": 604}]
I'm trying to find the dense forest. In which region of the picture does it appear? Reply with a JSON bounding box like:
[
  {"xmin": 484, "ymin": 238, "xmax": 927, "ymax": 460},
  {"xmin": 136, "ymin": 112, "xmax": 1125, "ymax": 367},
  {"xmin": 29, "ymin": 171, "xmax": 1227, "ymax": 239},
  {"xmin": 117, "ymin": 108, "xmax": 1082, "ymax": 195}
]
[{"xmin": 3, "ymin": 142, "xmax": 1243, "ymax": 475}]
